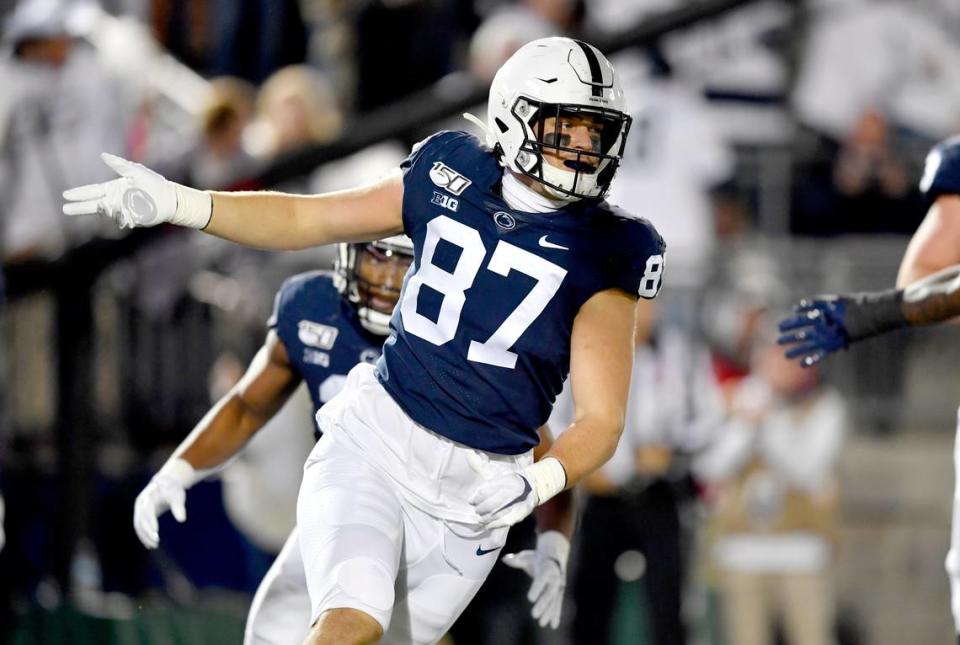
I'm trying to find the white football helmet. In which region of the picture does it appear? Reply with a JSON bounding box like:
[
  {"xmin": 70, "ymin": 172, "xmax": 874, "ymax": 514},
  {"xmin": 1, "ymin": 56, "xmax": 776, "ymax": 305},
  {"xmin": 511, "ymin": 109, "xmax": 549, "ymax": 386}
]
[
  {"xmin": 335, "ymin": 235, "xmax": 414, "ymax": 336},
  {"xmin": 486, "ymin": 37, "xmax": 632, "ymax": 201}
]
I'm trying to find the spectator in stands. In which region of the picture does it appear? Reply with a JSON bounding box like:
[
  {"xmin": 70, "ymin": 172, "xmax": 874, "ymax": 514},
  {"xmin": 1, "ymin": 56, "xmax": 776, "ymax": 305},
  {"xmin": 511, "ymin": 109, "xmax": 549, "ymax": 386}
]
[
  {"xmin": 0, "ymin": 0, "xmax": 127, "ymax": 262},
  {"xmin": 468, "ymin": 5, "xmax": 554, "ymax": 83},
  {"xmin": 696, "ymin": 339, "xmax": 847, "ymax": 645},
  {"xmin": 150, "ymin": 0, "xmax": 308, "ymax": 83},
  {"xmin": 790, "ymin": 0, "xmax": 960, "ymax": 236},
  {"xmin": 191, "ymin": 76, "xmax": 259, "ymax": 190},
  {"xmin": 550, "ymin": 299, "xmax": 724, "ymax": 645},
  {"xmin": 252, "ymin": 64, "xmax": 342, "ymax": 160}
]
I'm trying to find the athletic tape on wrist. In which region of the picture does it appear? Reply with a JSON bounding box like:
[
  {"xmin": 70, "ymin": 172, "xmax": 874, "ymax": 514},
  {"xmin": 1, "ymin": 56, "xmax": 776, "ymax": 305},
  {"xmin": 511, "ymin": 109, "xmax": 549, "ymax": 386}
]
[
  {"xmin": 172, "ymin": 184, "xmax": 213, "ymax": 229},
  {"xmin": 525, "ymin": 457, "xmax": 567, "ymax": 507}
]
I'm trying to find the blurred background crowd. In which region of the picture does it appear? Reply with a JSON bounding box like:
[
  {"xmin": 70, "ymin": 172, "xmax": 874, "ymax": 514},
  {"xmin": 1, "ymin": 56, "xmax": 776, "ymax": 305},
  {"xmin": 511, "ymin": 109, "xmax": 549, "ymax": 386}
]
[{"xmin": 1, "ymin": 0, "xmax": 959, "ymax": 643}]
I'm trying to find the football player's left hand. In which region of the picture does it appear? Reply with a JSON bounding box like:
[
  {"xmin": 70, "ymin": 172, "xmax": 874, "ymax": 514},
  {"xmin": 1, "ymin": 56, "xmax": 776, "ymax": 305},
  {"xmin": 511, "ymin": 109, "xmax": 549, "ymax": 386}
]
[
  {"xmin": 470, "ymin": 470, "xmax": 538, "ymax": 529},
  {"xmin": 502, "ymin": 530, "xmax": 570, "ymax": 629},
  {"xmin": 469, "ymin": 456, "xmax": 567, "ymax": 529},
  {"xmin": 777, "ymin": 297, "xmax": 850, "ymax": 367}
]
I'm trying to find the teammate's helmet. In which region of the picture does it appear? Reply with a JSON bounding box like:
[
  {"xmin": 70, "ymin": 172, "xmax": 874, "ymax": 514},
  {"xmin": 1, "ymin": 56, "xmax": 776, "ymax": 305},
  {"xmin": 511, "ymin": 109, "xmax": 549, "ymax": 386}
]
[
  {"xmin": 487, "ymin": 37, "xmax": 632, "ymax": 201},
  {"xmin": 335, "ymin": 235, "xmax": 414, "ymax": 336}
]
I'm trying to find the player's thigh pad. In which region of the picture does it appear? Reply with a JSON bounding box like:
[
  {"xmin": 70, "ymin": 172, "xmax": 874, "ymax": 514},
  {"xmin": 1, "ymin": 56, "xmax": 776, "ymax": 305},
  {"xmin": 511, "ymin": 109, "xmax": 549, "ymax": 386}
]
[
  {"xmin": 383, "ymin": 509, "xmax": 508, "ymax": 645},
  {"xmin": 297, "ymin": 436, "xmax": 404, "ymax": 631},
  {"xmin": 244, "ymin": 527, "xmax": 311, "ymax": 645}
]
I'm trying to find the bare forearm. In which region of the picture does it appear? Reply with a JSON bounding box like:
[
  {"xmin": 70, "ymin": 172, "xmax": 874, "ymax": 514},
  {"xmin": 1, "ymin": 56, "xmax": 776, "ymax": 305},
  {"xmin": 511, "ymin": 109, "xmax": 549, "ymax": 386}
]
[
  {"xmin": 205, "ymin": 191, "xmax": 324, "ymax": 250},
  {"xmin": 204, "ymin": 174, "xmax": 404, "ymax": 250},
  {"xmin": 545, "ymin": 417, "xmax": 622, "ymax": 489},
  {"xmin": 176, "ymin": 390, "xmax": 272, "ymax": 471}
]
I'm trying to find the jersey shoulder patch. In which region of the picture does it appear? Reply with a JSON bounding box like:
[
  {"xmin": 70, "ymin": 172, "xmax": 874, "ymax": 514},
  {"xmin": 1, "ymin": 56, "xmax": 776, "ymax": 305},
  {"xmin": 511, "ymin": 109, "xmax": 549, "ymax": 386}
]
[
  {"xmin": 593, "ymin": 202, "xmax": 667, "ymax": 300},
  {"xmin": 920, "ymin": 136, "xmax": 960, "ymax": 198},
  {"xmin": 400, "ymin": 130, "xmax": 499, "ymax": 234},
  {"xmin": 267, "ymin": 270, "xmax": 340, "ymax": 331}
]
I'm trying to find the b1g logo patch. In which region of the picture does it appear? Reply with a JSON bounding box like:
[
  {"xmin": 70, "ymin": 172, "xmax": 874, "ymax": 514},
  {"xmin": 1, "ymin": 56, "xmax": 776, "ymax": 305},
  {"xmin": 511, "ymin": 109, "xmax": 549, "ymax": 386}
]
[
  {"xmin": 429, "ymin": 162, "xmax": 472, "ymax": 196},
  {"xmin": 298, "ymin": 320, "xmax": 339, "ymax": 349},
  {"xmin": 431, "ymin": 191, "xmax": 459, "ymax": 212}
]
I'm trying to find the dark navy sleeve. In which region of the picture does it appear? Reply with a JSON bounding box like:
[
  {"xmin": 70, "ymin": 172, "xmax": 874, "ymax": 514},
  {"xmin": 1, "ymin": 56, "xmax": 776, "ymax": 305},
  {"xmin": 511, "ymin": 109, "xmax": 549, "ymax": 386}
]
[
  {"xmin": 604, "ymin": 209, "xmax": 667, "ymax": 300},
  {"xmin": 399, "ymin": 130, "xmax": 476, "ymax": 236},
  {"xmin": 266, "ymin": 271, "xmax": 332, "ymax": 357},
  {"xmin": 920, "ymin": 136, "xmax": 960, "ymax": 199}
]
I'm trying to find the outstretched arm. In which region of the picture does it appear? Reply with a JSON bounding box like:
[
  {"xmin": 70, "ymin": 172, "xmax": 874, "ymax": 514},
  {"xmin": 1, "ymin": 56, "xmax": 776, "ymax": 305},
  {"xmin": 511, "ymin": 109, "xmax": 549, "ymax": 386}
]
[
  {"xmin": 204, "ymin": 175, "xmax": 404, "ymax": 250},
  {"xmin": 775, "ymin": 274, "xmax": 960, "ymax": 367},
  {"xmin": 133, "ymin": 331, "xmax": 302, "ymax": 548},
  {"xmin": 63, "ymin": 154, "xmax": 404, "ymax": 250},
  {"xmin": 779, "ymin": 195, "xmax": 960, "ymax": 366}
]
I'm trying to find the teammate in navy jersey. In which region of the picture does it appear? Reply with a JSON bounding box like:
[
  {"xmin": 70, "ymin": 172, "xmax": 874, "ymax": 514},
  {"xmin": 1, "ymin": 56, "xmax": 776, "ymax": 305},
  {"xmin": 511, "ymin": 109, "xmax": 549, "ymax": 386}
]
[
  {"xmin": 132, "ymin": 237, "xmax": 412, "ymax": 643},
  {"xmin": 778, "ymin": 135, "xmax": 960, "ymax": 642},
  {"xmin": 65, "ymin": 37, "xmax": 664, "ymax": 645}
]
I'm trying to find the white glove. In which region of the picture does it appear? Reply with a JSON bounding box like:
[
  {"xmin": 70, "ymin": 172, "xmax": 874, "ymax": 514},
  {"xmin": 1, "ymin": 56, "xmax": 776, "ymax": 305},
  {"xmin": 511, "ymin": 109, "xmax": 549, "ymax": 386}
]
[
  {"xmin": 469, "ymin": 456, "xmax": 567, "ymax": 529},
  {"xmin": 133, "ymin": 458, "xmax": 199, "ymax": 549},
  {"xmin": 502, "ymin": 530, "xmax": 570, "ymax": 629},
  {"xmin": 62, "ymin": 153, "xmax": 212, "ymax": 230}
]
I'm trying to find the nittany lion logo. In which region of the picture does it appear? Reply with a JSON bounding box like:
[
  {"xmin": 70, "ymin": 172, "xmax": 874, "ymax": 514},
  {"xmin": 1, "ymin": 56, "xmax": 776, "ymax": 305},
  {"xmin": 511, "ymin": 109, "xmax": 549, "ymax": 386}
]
[
  {"xmin": 493, "ymin": 211, "xmax": 516, "ymax": 230},
  {"xmin": 122, "ymin": 188, "xmax": 157, "ymax": 220}
]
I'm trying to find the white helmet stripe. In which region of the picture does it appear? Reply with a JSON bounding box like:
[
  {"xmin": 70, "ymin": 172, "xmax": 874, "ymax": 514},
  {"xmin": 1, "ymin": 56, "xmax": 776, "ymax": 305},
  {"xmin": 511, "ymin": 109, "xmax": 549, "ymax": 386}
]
[{"xmin": 573, "ymin": 40, "xmax": 605, "ymax": 97}]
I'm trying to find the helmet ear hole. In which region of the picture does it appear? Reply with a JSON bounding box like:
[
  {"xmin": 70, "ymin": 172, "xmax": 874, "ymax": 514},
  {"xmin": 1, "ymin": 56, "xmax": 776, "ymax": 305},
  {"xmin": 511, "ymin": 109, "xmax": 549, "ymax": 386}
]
[{"xmin": 494, "ymin": 118, "xmax": 509, "ymax": 133}]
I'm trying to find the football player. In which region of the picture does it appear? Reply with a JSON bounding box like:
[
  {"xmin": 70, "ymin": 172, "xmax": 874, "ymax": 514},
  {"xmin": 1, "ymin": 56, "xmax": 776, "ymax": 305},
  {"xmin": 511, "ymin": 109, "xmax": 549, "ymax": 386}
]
[
  {"xmin": 64, "ymin": 37, "xmax": 665, "ymax": 645},
  {"xmin": 778, "ymin": 135, "xmax": 960, "ymax": 642},
  {"xmin": 133, "ymin": 237, "xmax": 571, "ymax": 643}
]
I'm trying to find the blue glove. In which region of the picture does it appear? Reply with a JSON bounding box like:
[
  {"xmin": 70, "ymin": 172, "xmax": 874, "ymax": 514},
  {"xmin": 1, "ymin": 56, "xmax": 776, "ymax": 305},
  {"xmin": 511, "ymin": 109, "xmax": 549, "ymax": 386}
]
[{"xmin": 777, "ymin": 298, "xmax": 849, "ymax": 367}]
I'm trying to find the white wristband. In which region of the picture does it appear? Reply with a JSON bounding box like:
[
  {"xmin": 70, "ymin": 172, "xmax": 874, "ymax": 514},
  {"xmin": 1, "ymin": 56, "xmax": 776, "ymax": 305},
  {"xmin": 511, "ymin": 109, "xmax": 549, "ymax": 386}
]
[
  {"xmin": 524, "ymin": 456, "xmax": 567, "ymax": 506},
  {"xmin": 158, "ymin": 457, "xmax": 200, "ymax": 489},
  {"xmin": 172, "ymin": 184, "xmax": 213, "ymax": 229}
]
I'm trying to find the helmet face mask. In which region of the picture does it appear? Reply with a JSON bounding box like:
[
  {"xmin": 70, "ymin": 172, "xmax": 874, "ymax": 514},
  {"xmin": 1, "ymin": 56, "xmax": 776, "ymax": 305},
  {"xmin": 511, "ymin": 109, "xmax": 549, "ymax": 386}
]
[
  {"xmin": 514, "ymin": 99, "xmax": 632, "ymax": 200},
  {"xmin": 336, "ymin": 236, "xmax": 414, "ymax": 336},
  {"xmin": 487, "ymin": 37, "xmax": 632, "ymax": 201}
]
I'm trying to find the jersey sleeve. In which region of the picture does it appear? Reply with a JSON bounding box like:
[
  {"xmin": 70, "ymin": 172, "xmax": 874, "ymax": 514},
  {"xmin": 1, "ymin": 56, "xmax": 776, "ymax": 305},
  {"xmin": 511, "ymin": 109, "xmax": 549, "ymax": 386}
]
[
  {"xmin": 609, "ymin": 215, "xmax": 667, "ymax": 300},
  {"xmin": 920, "ymin": 136, "xmax": 960, "ymax": 199},
  {"xmin": 399, "ymin": 130, "xmax": 474, "ymax": 236},
  {"xmin": 266, "ymin": 271, "xmax": 334, "ymax": 348}
]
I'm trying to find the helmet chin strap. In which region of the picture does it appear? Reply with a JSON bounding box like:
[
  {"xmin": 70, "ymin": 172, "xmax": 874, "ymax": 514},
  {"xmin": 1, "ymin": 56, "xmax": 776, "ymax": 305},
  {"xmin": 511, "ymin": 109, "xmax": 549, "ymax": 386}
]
[{"xmin": 463, "ymin": 112, "xmax": 496, "ymax": 148}]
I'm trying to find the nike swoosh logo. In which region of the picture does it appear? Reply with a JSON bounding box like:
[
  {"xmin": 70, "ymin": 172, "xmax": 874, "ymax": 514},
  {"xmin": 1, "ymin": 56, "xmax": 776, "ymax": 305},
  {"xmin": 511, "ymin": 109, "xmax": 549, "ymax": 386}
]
[
  {"xmin": 476, "ymin": 545, "xmax": 502, "ymax": 556},
  {"xmin": 538, "ymin": 235, "xmax": 569, "ymax": 251},
  {"xmin": 492, "ymin": 476, "xmax": 533, "ymax": 515}
]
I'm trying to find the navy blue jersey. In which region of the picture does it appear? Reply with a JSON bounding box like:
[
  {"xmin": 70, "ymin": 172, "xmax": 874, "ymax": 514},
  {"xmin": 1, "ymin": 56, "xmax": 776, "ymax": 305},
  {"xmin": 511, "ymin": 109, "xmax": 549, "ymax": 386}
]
[
  {"xmin": 921, "ymin": 136, "xmax": 960, "ymax": 198},
  {"xmin": 268, "ymin": 272, "xmax": 383, "ymax": 436},
  {"xmin": 376, "ymin": 130, "xmax": 665, "ymax": 454}
]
